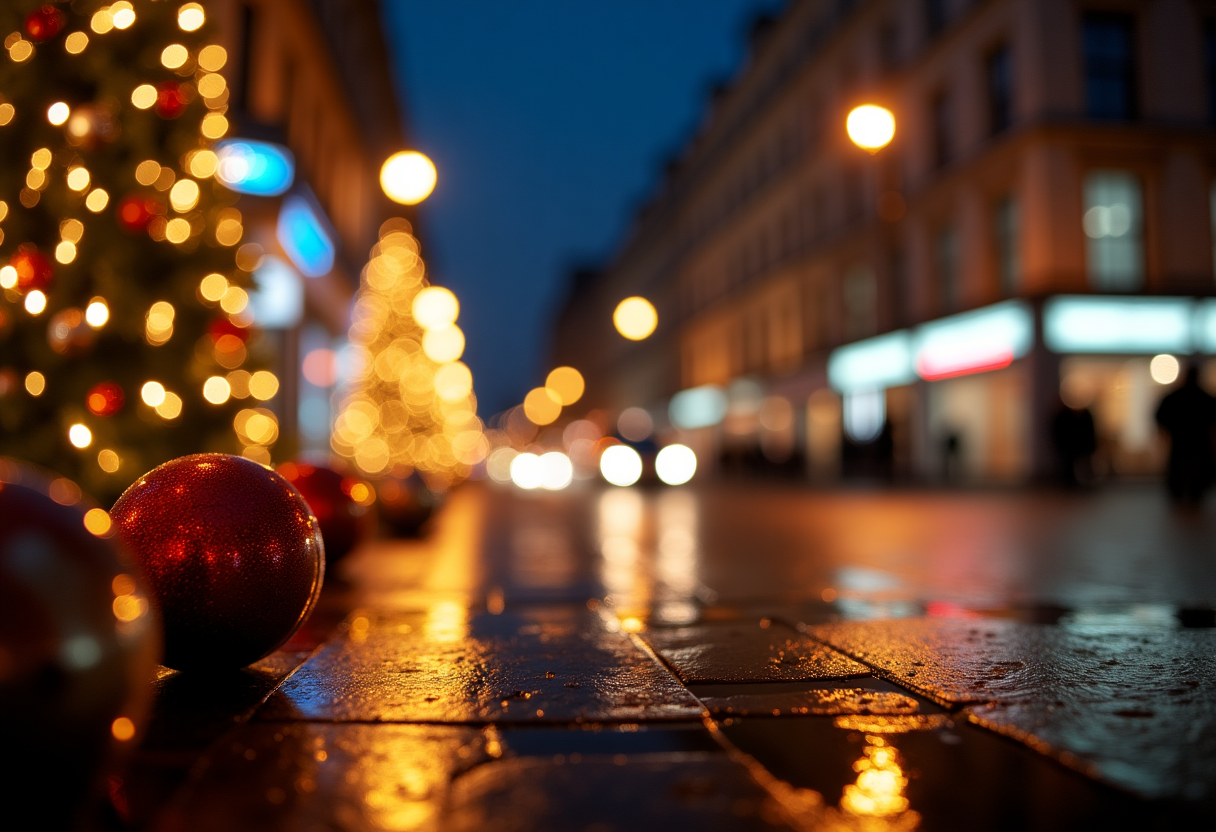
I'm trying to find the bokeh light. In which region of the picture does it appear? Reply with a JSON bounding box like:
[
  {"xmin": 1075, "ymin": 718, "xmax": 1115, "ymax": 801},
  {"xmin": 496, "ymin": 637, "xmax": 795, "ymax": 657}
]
[
  {"xmin": 523, "ymin": 387, "xmax": 561, "ymax": 426},
  {"xmin": 613, "ymin": 296, "xmax": 658, "ymax": 340},
  {"xmin": 380, "ymin": 151, "xmax": 437, "ymax": 205},
  {"xmin": 545, "ymin": 366, "xmax": 585, "ymax": 406},
  {"xmin": 846, "ymin": 105, "xmax": 896, "ymax": 153},
  {"xmin": 69, "ymin": 423, "xmax": 93, "ymax": 448},
  {"xmin": 509, "ymin": 452, "xmax": 544, "ymax": 490},
  {"xmin": 1150, "ymin": 354, "xmax": 1180, "ymax": 385},
  {"xmin": 655, "ymin": 444, "xmax": 697, "ymax": 486},
  {"xmin": 540, "ymin": 452, "xmax": 574, "ymax": 490},
  {"xmin": 617, "ymin": 407, "xmax": 653, "ymax": 442},
  {"xmin": 600, "ymin": 444, "xmax": 643, "ymax": 487},
  {"xmin": 412, "ymin": 286, "xmax": 459, "ymax": 330}
]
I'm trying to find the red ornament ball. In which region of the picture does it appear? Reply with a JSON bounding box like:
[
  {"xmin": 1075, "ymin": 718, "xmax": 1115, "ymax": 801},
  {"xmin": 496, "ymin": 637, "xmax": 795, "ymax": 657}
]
[
  {"xmin": 278, "ymin": 462, "xmax": 371, "ymax": 563},
  {"xmin": 154, "ymin": 81, "xmax": 189, "ymax": 119},
  {"xmin": 209, "ymin": 316, "xmax": 251, "ymax": 343},
  {"xmin": 0, "ymin": 460, "xmax": 160, "ymax": 827},
  {"xmin": 87, "ymin": 382, "xmax": 125, "ymax": 417},
  {"xmin": 24, "ymin": 6, "xmax": 66, "ymax": 41},
  {"xmin": 116, "ymin": 194, "xmax": 164, "ymax": 233},
  {"xmin": 111, "ymin": 454, "xmax": 325, "ymax": 671},
  {"xmin": 11, "ymin": 244, "xmax": 54, "ymax": 292}
]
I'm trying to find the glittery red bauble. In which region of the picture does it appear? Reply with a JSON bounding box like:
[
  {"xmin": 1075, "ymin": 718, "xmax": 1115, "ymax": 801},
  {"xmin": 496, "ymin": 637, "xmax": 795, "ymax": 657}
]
[
  {"xmin": 87, "ymin": 381, "xmax": 125, "ymax": 416},
  {"xmin": 11, "ymin": 244, "xmax": 53, "ymax": 292},
  {"xmin": 278, "ymin": 462, "xmax": 371, "ymax": 563},
  {"xmin": 24, "ymin": 6, "xmax": 66, "ymax": 41},
  {"xmin": 154, "ymin": 81, "xmax": 188, "ymax": 119},
  {"xmin": 116, "ymin": 194, "xmax": 163, "ymax": 233},
  {"xmin": 111, "ymin": 454, "xmax": 324, "ymax": 671},
  {"xmin": 0, "ymin": 460, "xmax": 160, "ymax": 828}
]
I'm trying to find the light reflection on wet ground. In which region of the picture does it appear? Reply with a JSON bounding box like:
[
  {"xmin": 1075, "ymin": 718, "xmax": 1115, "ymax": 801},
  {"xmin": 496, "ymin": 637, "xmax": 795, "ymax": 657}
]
[{"xmin": 145, "ymin": 483, "xmax": 1216, "ymax": 829}]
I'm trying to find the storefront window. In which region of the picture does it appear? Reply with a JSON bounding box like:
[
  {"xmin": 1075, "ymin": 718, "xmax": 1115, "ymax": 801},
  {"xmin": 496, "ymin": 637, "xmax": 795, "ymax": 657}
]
[{"xmin": 1083, "ymin": 171, "xmax": 1143, "ymax": 291}]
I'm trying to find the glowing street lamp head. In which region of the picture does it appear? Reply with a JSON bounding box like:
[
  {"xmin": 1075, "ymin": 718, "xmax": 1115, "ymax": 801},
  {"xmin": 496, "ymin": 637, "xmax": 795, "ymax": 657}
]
[
  {"xmin": 613, "ymin": 296, "xmax": 658, "ymax": 341},
  {"xmin": 846, "ymin": 105, "xmax": 896, "ymax": 153},
  {"xmin": 380, "ymin": 151, "xmax": 437, "ymax": 205}
]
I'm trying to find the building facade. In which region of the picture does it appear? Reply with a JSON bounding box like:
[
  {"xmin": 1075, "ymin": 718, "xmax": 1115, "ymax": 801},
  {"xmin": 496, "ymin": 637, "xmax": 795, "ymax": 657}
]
[
  {"xmin": 555, "ymin": 0, "xmax": 1216, "ymax": 482},
  {"xmin": 211, "ymin": 0, "xmax": 408, "ymax": 459}
]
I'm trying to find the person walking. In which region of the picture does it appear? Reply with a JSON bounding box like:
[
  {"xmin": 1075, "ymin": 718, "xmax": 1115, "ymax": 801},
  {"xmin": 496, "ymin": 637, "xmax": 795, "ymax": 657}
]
[{"xmin": 1155, "ymin": 364, "xmax": 1216, "ymax": 505}]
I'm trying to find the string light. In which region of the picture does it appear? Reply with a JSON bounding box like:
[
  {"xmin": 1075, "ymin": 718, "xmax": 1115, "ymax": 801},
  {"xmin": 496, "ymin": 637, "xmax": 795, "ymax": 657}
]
[{"xmin": 47, "ymin": 102, "xmax": 70, "ymax": 125}]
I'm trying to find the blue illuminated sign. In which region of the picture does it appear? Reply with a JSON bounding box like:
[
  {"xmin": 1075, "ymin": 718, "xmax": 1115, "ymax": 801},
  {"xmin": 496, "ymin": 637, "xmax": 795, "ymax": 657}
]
[
  {"xmin": 829, "ymin": 331, "xmax": 914, "ymax": 393},
  {"xmin": 215, "ymin": 140, "xmax": 295, "ymax": 196},
  {"xmin": 276, "ymin": 195, "xmax": 335, "ymax": 278},
  {"xmin": 669, "ymin": 385, "xmax": 728, "ymax": 429},
  {"xmin": 1044, "ymin": 296, "xmax": 1193, "ymax": 354},
  {"xmin": 250, "ymin": 256, "xmax": 304, "ymax": 329}
]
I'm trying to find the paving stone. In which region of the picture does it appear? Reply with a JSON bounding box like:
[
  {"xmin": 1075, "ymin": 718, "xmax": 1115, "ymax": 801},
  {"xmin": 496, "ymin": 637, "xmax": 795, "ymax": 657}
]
[
  {"xmin": 718, "ymin": 713, "xmax": 1177, "ymax": 831},
  {"xmin": 809, "ymin": 617, "xmax": 1216, "ymax": 801},
  {"xmin": 260, "ymin": 606, "xmax": 704, "ymax": 723},
  {"xmin": 695, "ymin": 681, "xmax": 921, "ymax": 718},
  {"xmin": 641, "ymin": 620, "xmax": 869, "ymax": 684},
  {"xmin": 496, "ymin": 723, "xmax": 722, "ymax": 756},
  {"xmin": 158, "ymin": 723, "xmax": 487, "ymax": 832},
  {"xmin": 444, "ymin": 753, "xmax": 796, "ymax": 832}
]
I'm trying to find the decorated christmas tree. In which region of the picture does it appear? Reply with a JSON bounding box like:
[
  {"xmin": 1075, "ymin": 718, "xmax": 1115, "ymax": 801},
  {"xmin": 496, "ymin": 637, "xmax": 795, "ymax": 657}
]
[
  {"xmin": 331, "ymin": 218, "xmax": 485, "ymax": 490},
  {"xmin": 0, "ymin": 1, "xmax": 268, "ymax": 501}
]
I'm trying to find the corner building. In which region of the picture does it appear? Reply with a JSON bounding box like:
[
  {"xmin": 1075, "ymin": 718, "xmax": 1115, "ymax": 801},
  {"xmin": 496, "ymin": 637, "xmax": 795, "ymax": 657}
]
[{"xmin": 555, "ymin": 0, "xmax": 1216, "ymax": 482}]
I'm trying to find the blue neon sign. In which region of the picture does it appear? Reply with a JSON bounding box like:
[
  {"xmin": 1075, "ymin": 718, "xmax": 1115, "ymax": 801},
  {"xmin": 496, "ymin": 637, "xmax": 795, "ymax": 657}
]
[
  {"xmin": 215, "ymin": 140, "xmax": 295, "ymax": 196},
  {"xmin": 276, "ymin": 195, "xmax": 335, "ymax": 278}
]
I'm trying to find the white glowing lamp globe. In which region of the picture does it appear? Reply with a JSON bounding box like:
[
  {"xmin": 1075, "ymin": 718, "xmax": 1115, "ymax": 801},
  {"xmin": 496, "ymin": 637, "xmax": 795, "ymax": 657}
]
[
  {"xmin": 380, "ymin": 151, "xmax": 437, "ymax": 205},
  {"xmin": 846, "ymin": 105, "xmax": 896, "ymax": 153}
]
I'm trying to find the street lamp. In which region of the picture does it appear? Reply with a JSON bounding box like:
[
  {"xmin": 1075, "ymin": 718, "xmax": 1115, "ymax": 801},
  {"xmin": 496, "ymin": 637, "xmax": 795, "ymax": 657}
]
[
  {"xmin": 846, "ymin": 105, "xmax": 896, "ymax": 154},
  {"xmin": 613, "ymin": 296, "xmax": 658, "ymax": 341},
  {"xmin": 380, "ymin": 151, "xmax": 437, "ymax": 204}
]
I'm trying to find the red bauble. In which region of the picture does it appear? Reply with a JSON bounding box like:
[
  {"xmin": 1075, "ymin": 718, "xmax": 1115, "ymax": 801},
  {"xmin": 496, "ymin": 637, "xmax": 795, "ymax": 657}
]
[
  {"xmin": 111, "ymin": 454, "xmax": 324, "ymax": 670},
  {"xmin": 116, "ymin": 194, "xmax": 164, "ymax": 233},
  {"xmin": 0, "ymin": 460, "xmax": 159, "ymax": 827},
  {"xmin": 24, "ymin": 6, "xmax": 66, "ymax": 41},
  {"xmin": 11, "ymin": 244, "xmax": 53, "ymax": 292},
  {"xmin": 278, "ymin": 462, "xmax": 371, "ymax": 563},
  {"xmin": 87, "ymin": 381, "xmax": 125, "ymax": 416},
  {"xmin": 154, "ymin": 81, "xmax": 189, "ymax": 119}
]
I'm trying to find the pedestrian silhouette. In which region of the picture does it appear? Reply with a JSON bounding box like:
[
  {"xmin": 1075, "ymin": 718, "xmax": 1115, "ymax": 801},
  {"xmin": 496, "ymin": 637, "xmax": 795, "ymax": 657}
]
[
  {"xmin": 1155, "ymin": 365, "xmax": 1216, "ymax": 505},
  {"xmin": 1051, "ymin": 400, "xmax": 1097, "ymax": 487}
]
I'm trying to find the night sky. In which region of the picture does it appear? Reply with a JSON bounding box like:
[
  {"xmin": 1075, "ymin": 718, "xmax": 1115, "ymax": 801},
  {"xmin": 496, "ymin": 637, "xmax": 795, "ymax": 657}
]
[{"xmin": 380, "ymin": 1, "xmax": 779, "ymax": 415}]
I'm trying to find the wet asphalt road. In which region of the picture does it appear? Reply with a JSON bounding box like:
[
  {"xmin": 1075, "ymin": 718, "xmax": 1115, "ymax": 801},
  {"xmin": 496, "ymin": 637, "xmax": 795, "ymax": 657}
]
[{"xmin": 119, "ymin": 482, "xmax": 1216, "ymax": 830}]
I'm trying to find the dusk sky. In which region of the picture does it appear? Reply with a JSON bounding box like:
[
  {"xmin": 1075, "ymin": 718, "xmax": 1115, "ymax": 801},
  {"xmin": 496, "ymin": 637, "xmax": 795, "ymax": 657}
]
[{"xmin": 380, "ymin": 1, "xmax": 779, "ymax": 415}]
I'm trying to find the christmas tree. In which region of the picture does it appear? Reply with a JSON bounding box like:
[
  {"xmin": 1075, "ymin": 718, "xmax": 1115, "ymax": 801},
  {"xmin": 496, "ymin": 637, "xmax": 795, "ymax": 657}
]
[
  {"xmin": 0, "ymin": 1, "xmax": 269, "ymax": 502},
  {"xmin": 331, "ymin": 218, "xmax": 486, "ymax": 490}
]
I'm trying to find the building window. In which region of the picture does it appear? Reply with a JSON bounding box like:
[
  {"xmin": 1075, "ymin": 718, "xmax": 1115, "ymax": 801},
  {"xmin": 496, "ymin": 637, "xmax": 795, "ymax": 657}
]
[
  {"xmin": 925, "ymin": 0, "xmax": 948, "ymax": 39},
  {"xmin": 1205, "ymin": 21, "xmax": 1216, "ymax": 123},
  {"xmin": 936, "ymin": 225, "xmax": 960, "ymax": 311},
  {"xmin": 994, "ymin": 195, "xmax": 1020, "ymax": 295},
  {"xmin": 930, "ymin": 90, "xmax": 953, "ymax": 168},
  {"xmin": 1083, "ymin": 170, "xmax": 1143, "ymax": 290},
  {"xmin": 843, "ymin": 265, "xmax": 877, "ymax": 340},
  {"xmin": 1083, "ymin": 13, "xmax": 1136, "ymax": 121},
  {"xmin": 986, "ymin": 44, "xmax": 1012, "ymax": 134}
]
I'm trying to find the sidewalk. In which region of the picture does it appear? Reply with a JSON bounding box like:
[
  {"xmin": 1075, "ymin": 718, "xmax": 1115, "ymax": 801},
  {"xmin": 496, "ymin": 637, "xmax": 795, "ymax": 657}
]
[{"xmin": 115, "ymin": 483, "xmax": 1216, "ymax": 830}]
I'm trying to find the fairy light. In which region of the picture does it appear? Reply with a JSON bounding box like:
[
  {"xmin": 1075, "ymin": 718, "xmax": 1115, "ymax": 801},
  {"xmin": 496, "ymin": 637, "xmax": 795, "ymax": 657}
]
[{"xmin": 47, "ymin": 102, "xmax": 70, "ymax": 125}]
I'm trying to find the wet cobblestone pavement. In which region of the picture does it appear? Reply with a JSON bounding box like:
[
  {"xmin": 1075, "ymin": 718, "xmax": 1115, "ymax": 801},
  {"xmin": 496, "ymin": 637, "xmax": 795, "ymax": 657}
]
[{"xmin": 113, "ymin": 484, "xmax": 1216, "ymax": 829}]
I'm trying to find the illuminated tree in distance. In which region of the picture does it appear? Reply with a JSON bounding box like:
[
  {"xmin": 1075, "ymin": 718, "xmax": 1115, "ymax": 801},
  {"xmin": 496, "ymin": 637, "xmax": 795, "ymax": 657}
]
[{"xmin": 332, "ymin": 219, "xmax": 485, "ymax": 489}]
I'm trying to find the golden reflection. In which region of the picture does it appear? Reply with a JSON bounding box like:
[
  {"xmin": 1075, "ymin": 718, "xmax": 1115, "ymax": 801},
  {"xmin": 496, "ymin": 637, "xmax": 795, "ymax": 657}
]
[
  {"xmin": 655, "ymin": 490, "xmax": 700, "ymax": 599},
  {"xmin": 598, "ymin": 489, "xmax": 650, "ymax": 607},
  {"xmin": 840, "ymin": 736, "xmax": 910, "ymax": 818},
  {"xmin": 424, "ymin": 600, "xmax": 468, "ymax": 643}
]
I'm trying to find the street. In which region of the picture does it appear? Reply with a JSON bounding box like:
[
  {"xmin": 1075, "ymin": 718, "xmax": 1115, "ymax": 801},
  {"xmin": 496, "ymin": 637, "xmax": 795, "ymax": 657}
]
[{"xmin": 117, "ymin": 482, "xmax": 1216, "ymax": 830}]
